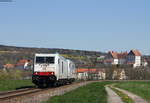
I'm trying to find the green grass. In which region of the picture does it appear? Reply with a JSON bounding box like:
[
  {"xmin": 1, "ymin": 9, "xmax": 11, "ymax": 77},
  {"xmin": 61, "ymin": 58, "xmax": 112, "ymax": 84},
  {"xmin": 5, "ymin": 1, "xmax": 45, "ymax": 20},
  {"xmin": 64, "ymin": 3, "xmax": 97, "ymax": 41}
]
[
  {"xmin": 110, "ymin": 86, "xmax": 134, "ymax": 103},
  {"xmin": 0, "ymin": 79, "xmax": 34, "ymax": 91},
  {"xmin": 115, "ymin": 81, "xmax": 150, "ymax": 103},
  {"xmin": 44, "ymin": 82, "xmax": 111, "ymax": 103}
]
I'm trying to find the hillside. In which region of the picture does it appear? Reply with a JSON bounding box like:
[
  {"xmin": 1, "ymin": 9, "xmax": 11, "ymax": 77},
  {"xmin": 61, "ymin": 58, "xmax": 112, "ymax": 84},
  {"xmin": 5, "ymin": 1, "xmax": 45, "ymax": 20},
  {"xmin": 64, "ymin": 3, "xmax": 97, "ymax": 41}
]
[
  {"xmin": 0, "ymin": 45, "xmax": 106, "ymax": 68},
  {"xmin": 0, "ymin": 45, "xmax": 105, "ymax": 56}
]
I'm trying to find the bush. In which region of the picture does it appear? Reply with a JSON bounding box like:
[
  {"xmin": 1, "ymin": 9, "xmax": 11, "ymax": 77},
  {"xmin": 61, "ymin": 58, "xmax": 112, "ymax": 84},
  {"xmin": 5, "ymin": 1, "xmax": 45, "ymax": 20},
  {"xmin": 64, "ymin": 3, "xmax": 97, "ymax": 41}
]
[{"xmin": 0, "ymin": 69, "xmax": 23, "ymax": 80}]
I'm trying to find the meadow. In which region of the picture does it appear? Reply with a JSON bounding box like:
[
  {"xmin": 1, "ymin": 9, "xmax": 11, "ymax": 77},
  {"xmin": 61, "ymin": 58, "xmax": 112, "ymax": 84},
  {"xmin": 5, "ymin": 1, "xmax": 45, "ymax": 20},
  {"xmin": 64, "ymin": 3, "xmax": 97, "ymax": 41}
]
[
  {"xmin": 44, "ymin": 82, "xmax": 111, "ymax": 103},
  {"xmin": 0, "ymin": 80, "xmax": 150, "ymax": 103},
  {"xmin": 115, "ymin": 81, "xmax": 150, "ymax": 103},
  {"xmin": 0, "ymin": 79, "xmax": 34, "ymax": 91}
]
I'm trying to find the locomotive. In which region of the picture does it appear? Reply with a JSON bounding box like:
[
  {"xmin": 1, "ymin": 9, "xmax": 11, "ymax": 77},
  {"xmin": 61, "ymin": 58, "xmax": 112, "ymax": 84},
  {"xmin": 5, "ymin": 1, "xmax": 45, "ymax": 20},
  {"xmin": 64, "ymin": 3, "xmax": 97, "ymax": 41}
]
[{"xmin": 32, "ymin": 53, "xmax": 76, "ymax": 87}]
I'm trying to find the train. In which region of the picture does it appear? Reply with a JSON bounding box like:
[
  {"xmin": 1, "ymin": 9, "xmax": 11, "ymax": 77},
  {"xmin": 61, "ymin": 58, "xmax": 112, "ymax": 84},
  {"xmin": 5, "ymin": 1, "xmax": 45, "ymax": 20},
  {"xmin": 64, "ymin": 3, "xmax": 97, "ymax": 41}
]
[{"xmin": 32, "ymin": 53, "xmax": 76, "ymax": 87}]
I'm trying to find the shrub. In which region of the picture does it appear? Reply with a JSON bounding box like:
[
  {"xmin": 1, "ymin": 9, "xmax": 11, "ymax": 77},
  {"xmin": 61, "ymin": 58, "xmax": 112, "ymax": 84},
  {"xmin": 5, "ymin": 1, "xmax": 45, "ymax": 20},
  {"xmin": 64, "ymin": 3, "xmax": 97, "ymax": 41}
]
[{"xmin": 0, "ymin": 69, "xmax": 23, "ymax": 80}]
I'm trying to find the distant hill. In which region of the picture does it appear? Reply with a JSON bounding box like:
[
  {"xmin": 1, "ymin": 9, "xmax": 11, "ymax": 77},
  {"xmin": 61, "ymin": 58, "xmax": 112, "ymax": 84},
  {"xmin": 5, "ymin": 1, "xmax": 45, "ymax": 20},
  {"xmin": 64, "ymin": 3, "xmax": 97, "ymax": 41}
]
[
  {"xmin": 0, "ymin": 45, "xmax": 106, "ymax": 56},
  {"xmin": 0, "ymin": 45, "xmax": 107, "ymax": 68}
]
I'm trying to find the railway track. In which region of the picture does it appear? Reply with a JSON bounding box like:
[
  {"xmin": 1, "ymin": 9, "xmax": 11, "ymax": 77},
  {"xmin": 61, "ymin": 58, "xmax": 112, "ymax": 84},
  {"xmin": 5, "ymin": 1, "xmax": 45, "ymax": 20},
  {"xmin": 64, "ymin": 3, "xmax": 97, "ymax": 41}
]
[
  {"xmin": 0, "ymin": 82, "xmax": 79, "ymax": 101},
  {"xmin": 0, "ymin": 88, "xmax": 42, "ymax": 100},
  {"xmin": 0, "ymin": 81, "xmax": 95, "ymax": 103},
  {"xmin": 0, "ymin": 80, "xmax": 148, "ymax": 102}
]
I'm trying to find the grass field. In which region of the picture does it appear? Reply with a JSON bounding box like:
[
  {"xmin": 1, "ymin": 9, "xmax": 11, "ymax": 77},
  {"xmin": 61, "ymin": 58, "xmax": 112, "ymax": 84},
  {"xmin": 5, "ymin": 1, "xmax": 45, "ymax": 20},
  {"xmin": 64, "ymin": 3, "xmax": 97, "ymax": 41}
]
[
  {"xmin": 110, "ymin": 86, "xmax": 134, "ymax": 103},
  {"xmin": 44, "ymin": 82, "xmax": 111, "ymax": 103},
  {"xmin": 0, "ymin": 79, "xmax": 34, "ymax": 91},
  {"xmin": 1, "ymin": 80, "xmax": 150, "ymax": 103},
  {"xmin": 115, "ymin": 81, "xmax": 150, "ymax": 103}
]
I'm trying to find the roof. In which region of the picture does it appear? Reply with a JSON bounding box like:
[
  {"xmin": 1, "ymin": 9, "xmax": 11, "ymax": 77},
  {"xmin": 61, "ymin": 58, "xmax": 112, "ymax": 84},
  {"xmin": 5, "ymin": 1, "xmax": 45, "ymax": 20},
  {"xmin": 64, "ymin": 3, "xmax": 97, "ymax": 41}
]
[
  {"xmin": 76, "ymin": 68, "xmax": 97, "ymax": 73},
  {"xmin": 76, "ymin": 68, "xmax": 106, "ymax": 73},
  {"xmin": 108, "ymin": 51, "xmax": 128, "ymax": 59},
  {"xmin": 108, "ymin": 50, "xmax": 141, "ymax": 59},
  {"xmin": 104, "ymin": 59, "xmax": 113, "ymax": 63},
  {"xmin": 3, "ymin": 64, "xmax": 15, "ymax": 69},
  {"xmin": 109, "ymin": 51, "xmax": 118, "ymax": 59},
  {"xmin": 117, "ymin": 52, "xmax": 128, "ymax": 59},
  {"xmin": 16, "ymin": 59, "xmax": 29, "ymax": 66},
  {"xmin": 129, "ymin": 50, "xmax": 141, "ymax": 56}
]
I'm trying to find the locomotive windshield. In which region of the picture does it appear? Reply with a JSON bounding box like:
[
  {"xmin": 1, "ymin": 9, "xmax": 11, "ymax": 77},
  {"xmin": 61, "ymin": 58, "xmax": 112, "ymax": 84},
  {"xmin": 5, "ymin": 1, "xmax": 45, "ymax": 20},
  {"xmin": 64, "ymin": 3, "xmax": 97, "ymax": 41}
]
[{"xmin": 36, "ymin": 57, "xmax": 55, "ymax": 64}]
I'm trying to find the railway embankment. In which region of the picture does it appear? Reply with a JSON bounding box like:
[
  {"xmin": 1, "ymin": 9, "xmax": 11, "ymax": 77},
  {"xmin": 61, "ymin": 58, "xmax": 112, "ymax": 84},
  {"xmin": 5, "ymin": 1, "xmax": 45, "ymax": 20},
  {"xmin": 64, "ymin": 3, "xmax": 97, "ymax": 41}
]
[{"xmin": 0, "ymin": 81, "xmax": 93, "ymax": 103}]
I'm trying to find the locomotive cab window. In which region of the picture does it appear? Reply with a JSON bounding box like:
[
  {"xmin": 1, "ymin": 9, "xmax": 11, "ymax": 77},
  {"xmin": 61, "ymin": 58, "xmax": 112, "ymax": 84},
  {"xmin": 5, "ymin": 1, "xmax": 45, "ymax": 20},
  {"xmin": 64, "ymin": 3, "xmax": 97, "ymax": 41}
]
[
  {"xmin": 46, "ymin": 57, "xmax": 55, "ymax": 64},
  {"xmin": 36, "ymin": 57, "xmax": 55, "ymax": 64},
  {"xmin": 36, "ymin": 57, "xmax": 45, "ymax": 63}
]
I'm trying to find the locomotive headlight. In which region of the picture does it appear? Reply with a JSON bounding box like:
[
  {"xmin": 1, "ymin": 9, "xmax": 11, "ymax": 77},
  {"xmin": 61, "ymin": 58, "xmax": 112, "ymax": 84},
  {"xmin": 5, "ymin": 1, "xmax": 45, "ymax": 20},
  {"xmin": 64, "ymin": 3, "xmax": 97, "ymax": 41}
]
[{"xmin": 34, "ymin": 72, "xmax": 38, "ymax": 75}]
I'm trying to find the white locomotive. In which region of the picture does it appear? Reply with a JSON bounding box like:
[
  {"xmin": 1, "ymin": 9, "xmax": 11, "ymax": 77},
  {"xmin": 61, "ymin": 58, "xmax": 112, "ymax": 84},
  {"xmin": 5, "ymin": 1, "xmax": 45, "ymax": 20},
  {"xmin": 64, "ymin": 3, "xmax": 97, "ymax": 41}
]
[{"xmin": 32, "ymin": 53, "xmax": 76, "ymax": 87}]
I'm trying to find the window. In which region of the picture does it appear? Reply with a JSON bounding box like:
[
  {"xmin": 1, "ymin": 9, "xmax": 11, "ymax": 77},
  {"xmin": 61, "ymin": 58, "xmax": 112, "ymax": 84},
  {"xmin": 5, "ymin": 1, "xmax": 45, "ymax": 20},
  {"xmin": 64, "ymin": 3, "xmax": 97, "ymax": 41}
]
[
  {"xmin": 46, "ymin": 57, "xmax": 55, "ymax": 63},
  {"xmin": 62, "ymin": 62, "xmax": 63, "ymax": 73},
  {"xmin": 36, "ymin": 57, "xmax": 45, "ymax": 63},
  {"xmin": 58, "ymin": 59, "xmax": 60, "ymax": 64},
  {"xmin": 36, "ymin": 57, "xmax": 55, "ymax": 64}
]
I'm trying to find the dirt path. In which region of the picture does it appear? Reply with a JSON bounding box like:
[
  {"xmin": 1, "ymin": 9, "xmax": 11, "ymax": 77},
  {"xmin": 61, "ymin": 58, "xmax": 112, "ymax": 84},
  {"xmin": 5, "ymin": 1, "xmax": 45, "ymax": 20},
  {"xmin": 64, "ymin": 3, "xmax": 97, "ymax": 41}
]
[
  {"xmin": 113, "ymin": 87, "xmax": 148, "ymax": 103},
  {"xmin": 105, "ymin": 86, "xmax": 124, "ymax": 103}
]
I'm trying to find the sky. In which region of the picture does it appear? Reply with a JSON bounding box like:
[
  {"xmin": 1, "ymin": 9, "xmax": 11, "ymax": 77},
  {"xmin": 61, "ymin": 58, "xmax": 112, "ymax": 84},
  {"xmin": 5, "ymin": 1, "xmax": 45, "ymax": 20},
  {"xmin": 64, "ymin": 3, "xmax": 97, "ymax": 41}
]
[{"xmin": 0, "ymin": 0, "xmax": 150, "ymax": 54}]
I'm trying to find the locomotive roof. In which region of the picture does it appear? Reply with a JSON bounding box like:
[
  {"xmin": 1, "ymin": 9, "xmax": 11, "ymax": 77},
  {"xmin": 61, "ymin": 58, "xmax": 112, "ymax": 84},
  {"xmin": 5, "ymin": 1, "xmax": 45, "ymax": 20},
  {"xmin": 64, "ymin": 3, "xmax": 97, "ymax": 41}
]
[
  {"xmin": 35, "ymin": 53, "xmax": 59, "ymax": 57},
  {"xmin": 35, "ymin": 53, "xmax": 67, "ymax": 60},
  {"xmin": 35, "ymin": 53, "xmax": 75, "ymax": 63}
]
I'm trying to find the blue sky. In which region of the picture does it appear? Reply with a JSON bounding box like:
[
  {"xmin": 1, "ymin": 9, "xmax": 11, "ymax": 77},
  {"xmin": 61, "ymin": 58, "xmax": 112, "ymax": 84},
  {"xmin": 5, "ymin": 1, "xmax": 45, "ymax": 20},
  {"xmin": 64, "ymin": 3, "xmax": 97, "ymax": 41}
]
[{"xmin": 0, "ymin": 0, "xmax": 150, "ymax": 54}]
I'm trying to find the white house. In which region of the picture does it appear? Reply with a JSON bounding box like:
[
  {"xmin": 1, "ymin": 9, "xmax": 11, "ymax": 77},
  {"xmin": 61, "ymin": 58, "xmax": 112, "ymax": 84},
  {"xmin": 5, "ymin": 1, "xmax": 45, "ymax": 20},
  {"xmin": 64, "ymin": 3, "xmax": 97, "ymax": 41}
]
[
  {"xmin": 105, "ymin": 51, "xmax": 119, "ymax": 65},
  {"xmin": 127, "ymin": 50, "xmax": 141, "ymax": 68},
  {"xmin": 77, "ymin": 72, "xmax": 88, "ymax": 80},
  {"xmin": 141, "ymin": 58, "xmax": 148, "ymax": 67},
  {"xmin": 97, "ymin": 69, "xmax": 106, "ymax": 80},
  {"xmin": 105, "ymin": 51, "xmax": 128, "ymax": 65},
  {"xmin": 76, "ymin": 68, "xmax": 106, "ymax": 80},
  {"xmin": 112, "ymin": 69, "xmax": 127, "ymax": 80},
  {"xmin": 105, "ymin": 50, "xmax": 143, "ymax": 68}
]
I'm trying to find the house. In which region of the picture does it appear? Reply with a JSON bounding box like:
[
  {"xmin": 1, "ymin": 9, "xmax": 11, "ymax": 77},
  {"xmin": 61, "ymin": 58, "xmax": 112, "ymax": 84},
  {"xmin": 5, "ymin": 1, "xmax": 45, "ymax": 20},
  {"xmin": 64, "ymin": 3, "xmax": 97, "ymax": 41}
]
[
  {"xmin": 141, "ymin": 58, "xmax": 148, "ymax": 67},
  {"xmin": 97, "ymin": 69, "xmax": 106, "ymax": 80},
  {"xmin": 105, "ymin": 51, "xmax": 128, "ymax": 65},
  {"xmin": 16, "ymin": 59, "xmax": 32, "ymax": 69},
  {"xmin": 105, "ymin": 51, "xmax": 119, "ymax": 65},
  {"xmin": 87, "ymin": 69, "xmax": 106, "ymax": 80},
  {"xmin": 105, "ymin": 50, "xmax": 143, "ymax": 68},
  {"xmin": 3, "ymin": 64, "xmax": 15, "ymax": 69},
  {"xmin": 118, "ymin": 52, "xmax": 128, "ymax": 65},
  {"xmin": 76, "ymin": 68, "xmax": 96, "ymax": 80},
  {"xmin": 76, "ymin": 68, "xmax": 106, "ymax": 80},
  {"xmin": 127, "ymin": 50, "xmax": 141, "ymax": 68},
  {"xmin": 112, "ymin": 69, "xmax": 127, "ymax": 80},
  {"xmin": 76, "ymin": 68, "xmax": 88, "ymax": 80}
]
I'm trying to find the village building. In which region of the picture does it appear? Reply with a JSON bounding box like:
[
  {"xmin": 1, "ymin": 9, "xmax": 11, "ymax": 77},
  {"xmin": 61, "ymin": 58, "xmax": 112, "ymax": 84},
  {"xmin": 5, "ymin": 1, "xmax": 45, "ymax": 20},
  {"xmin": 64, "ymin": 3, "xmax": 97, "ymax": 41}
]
[
  {"xmin": 118, "ymin": 52, "xmax": 128, "ymax": 65},
  {"xmin": 3, "ymin": 63, "xmax": 15, "ymax": 69},
  {"xmin": 76, "ymin": 68, "xmax": 89, "ymax": 80},
  {"xmin": 141, "ymin": 57, "xmax": 148, "ymax": 67},
  {"xmin": 16, "ymin": 59, "xmax": 32, "ymax": 69},
  {"xmin": 142, "ymin": 59, "xmax": 148, "ymax": 67},
  {"xmin": 76, "ymin": 68, "xmax": 106, "ymax": 80},
  {"xmin": 105, "ymin": 49, "xmax": 143, "ymax": 68},
  {"xmin": 112, "ymin": 69, "xmax": 127, "ymax": 80},
  {"xmin": 97, "ymin": 69, "xmax": 106, "ymax": 80},
  {"xmin": 105, "ymin": 51, "xmax": 128, "ymax": 65},
  {"xmin": 105, "ymin": 51, "xmax": 118, "ymax": 65},
  {"xmin": 127, "ymin": 50, "xmax": 141, "ymax": 68}
]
